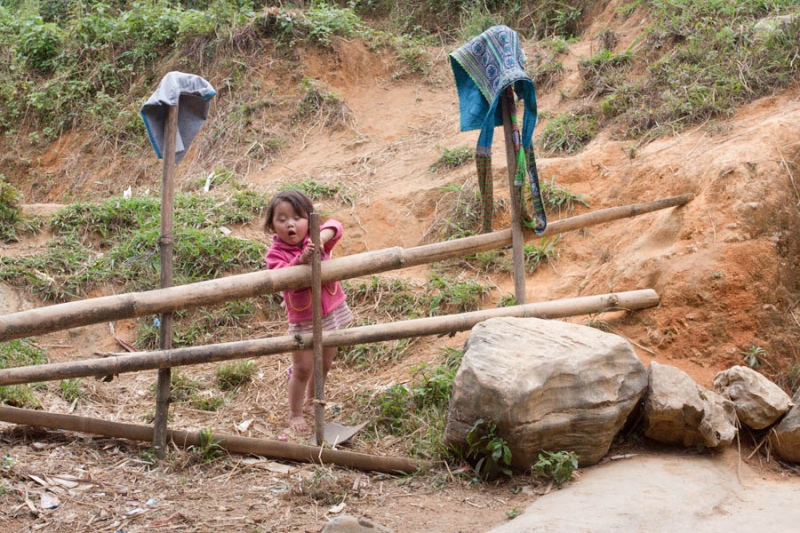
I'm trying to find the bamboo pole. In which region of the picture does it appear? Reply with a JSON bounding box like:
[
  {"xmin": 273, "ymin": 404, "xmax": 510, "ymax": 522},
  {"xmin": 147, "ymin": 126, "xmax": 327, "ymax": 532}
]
[
  {"xmin": 0, "ymin": 195, "xmax": 690, "ymax": 342},
  {"xmin": 310, "ymin": 213, "xmax": 325, "ymax": 446},
  {"xmin": 154, "ymin": 103, "xmax": 178, "ymax": 458},
  {"xmin": 501, "ymin": 88, "xmax": 526, "ymax": 304},
  {"xmin": 0, "ymin": 405, "xmax": 426, "ymax": 474},
  {"xmin": 0, "ymin": 289, "xmax": 659, "ymax": 386}
]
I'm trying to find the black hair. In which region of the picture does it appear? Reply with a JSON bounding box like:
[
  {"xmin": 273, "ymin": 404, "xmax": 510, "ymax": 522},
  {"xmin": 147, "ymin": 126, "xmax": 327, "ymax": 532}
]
[{"xmin": 264, "ymin": 190, "xmax": 314, "ymax": 233}]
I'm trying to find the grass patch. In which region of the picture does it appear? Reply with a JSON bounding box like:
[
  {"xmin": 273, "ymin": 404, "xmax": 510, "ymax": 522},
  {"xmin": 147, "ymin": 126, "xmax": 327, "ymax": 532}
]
[
  {"xmin": 58, "ymin": 379, "xmax": 83, "ymax": 403},
  {"xmin": 427, "ymin": 273, "xmax": 490, "ymax": 315},
  {"xmin": 0, "ymin": 193, "xmax": 266, "ymax": 301},
  {"xmin": 362, "ymin": 349, "xmax": 463, "ymax": 460},
  {"xmin": 429, "ymin": 146, "xmax": 474, "ymax": 172},
  {"xmin": 524, "ymin": 236, "xmax": 561, "ymax": 273},
  {"xmin": 541, "ymin": 177, "xmax": 590, "ymax": 215},
  {"xmin": 215, "ymin": 360, "xmax": 257, "ymax": 391},
  {"xmin": 539, "ymin": 111, "xmax": 599, "ymax": 154}
]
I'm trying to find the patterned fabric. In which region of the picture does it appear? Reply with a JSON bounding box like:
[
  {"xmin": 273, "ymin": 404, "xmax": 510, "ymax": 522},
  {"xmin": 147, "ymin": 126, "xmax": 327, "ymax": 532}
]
[
  {"xmin": 287, "ymin": 301, "xmax": 353, "ymax": 335},
  {"xmin": 450, "ymin": 26, "xmax": 546, "ymax": 235}
]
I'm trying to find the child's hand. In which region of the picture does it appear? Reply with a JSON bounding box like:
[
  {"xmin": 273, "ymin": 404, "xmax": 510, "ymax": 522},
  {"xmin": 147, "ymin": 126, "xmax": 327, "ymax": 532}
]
[
  {"xmin": 320, "ymin": 228, "xmax": 336, "ymax": 246},
  {"xmin": 298, "ymin": 242, "xmax": 316, "ymax": 264}
]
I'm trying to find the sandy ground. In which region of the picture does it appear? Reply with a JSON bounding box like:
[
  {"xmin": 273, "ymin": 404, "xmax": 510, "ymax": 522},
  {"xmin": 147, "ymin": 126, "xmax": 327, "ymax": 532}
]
[{"xmin": 488, "ymin": 449, "xmax": 800, "ymax": 533}]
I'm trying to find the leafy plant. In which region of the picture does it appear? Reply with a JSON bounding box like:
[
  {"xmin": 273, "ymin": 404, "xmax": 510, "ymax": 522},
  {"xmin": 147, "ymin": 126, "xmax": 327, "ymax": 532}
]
[
  {"xmin": 215, "ymin": 360, "xmax": 257, "ymax": 391},
  {"xmin": 531, "ymin": 450, "xmax": 578, "ymax": 487},
  {"xmin": 742, "ymin": 344, "xmax": 768, "ymax": 370},
  {"xmin": 0, "ymin": 176, "xmax": 22, "ymax": 242},
  {"xmin": 523, "ymin": 236, "xmax": 561, "ymax": 273},
  {"xmin": 191, "ymin": 426, "xmax": 225, "ymax": 462},
  {"xmin": 465, "ymin": 418, "xmax": 513, "ymax": 480}
]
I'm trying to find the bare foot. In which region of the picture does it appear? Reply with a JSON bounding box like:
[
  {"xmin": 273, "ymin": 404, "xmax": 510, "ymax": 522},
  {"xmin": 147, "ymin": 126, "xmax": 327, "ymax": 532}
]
[
  {"xmin": 302, "ymin": 399, "xmax": 314, "ymax": 414},
  {"xmin": 289, "ymin": 415, "xmax": 308, "ymax": 433}
]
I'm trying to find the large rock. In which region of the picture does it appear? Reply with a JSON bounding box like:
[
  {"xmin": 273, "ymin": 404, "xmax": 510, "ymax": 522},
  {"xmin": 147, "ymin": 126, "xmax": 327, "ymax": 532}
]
[
  {"xmin": 445, "ymin": 317, "xmax": 647, "ymax": 467},
  {"xmin": 644, "ymin": 362, "xmax": 737, "ymax": 448},
  {"xmin": 769, "ymin": 388, "xmax": 800, "ymax": 463},
  {"xmin": 712, "ymin": 365, "xmax": 792, "ymax": 430}
]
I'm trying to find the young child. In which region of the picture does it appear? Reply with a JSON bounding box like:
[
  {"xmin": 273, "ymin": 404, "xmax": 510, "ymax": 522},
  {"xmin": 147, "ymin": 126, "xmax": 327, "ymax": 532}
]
[{"xmin": 264, "ymin": 190, "xmax": 353, "ymax": 433}]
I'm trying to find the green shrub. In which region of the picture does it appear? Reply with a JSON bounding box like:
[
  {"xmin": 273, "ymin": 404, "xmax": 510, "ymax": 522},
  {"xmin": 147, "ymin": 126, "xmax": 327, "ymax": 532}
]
[
  {"xmin": 531, "ymin": 450, "xmax": 578, "ymax": 487},
  {"xmin": 466, "ymin": 419, "xmax": 513, "ymax": 480},
  {"xmin": 0, "ymin": 177, "xmax": 22, "ymax": 243}
]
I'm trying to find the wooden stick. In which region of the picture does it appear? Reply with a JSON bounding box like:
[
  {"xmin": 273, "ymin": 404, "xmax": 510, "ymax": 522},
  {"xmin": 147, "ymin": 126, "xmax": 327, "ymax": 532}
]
[
  {"xmin": 0, "ymin": 405, "xmax": 426, "ymax": 474},
  {"xmin": 0, "ymin": 196, "xmax": 690, "ymax": 342},
  {"xmin": 501, "ymin": 88, "xmax": 526, "ymax": 304},
  {"xmin": 154, "ymin": 103, "xmax": 178, "ymax": 458},
  {"xmin": 310, "ymin": 214, "xmax": 325, "ymax": 446},
  {"xmin": 0, "ymin": 290, "xmax": 660, "ymax": 386}
]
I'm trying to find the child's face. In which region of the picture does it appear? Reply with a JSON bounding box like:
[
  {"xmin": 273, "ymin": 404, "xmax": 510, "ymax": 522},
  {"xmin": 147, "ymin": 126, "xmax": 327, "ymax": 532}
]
[{"xmin": 271, "ymin": 200, "xmax": 308, "ymax": 246}]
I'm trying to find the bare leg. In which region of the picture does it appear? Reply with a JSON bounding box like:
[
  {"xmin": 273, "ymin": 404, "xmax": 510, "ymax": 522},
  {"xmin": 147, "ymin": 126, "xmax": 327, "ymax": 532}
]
[
  {"xmin": 304, "ymin": 346, "xmax": 337, "ymax": 412},
  {"xmin": 288, "ymin": 349, "xmax": 313, "ymax": 432}
]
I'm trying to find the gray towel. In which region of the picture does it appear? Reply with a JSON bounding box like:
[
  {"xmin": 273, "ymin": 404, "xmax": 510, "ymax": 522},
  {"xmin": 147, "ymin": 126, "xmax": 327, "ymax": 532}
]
[{"xmin": 140, "ymin": 72, "xmax": 216, "ymax": 164}]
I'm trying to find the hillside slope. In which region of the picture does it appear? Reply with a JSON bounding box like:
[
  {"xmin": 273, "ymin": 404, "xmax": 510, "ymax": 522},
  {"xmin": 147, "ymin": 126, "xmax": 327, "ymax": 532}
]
[{"xmin": 1, "ymin": 1, "xmax": 800, "ymax": 532}]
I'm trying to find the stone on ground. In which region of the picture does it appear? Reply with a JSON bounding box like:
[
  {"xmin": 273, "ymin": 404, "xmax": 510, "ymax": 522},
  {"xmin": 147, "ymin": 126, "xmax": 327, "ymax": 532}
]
[
  {"xmin": 445, "ymin": 317, "xmax": 647, "ymax": 467},
  {"xmin": 713, "ymin": 365, "xmax": 792, "ymax": 430},
  {"xmin": 644, "ymin": 362, "xmax": 737, "ymax": 448}
]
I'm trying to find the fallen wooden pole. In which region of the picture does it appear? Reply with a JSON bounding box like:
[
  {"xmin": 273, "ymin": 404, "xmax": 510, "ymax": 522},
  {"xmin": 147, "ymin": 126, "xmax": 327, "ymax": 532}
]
[
  {"xmin": 0, "ymin": 195, "xmax": 689, "ymax": 342},
  {"xmin": 0, "ymin": 405, "xmax": 426, "ymax": 474},
  {"xmin": 0, "ymin": 289, "xmax": 659, "ymax": 386}
]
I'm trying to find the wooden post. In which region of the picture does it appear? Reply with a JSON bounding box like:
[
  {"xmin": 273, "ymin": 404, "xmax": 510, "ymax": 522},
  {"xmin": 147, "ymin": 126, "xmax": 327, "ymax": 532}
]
[
  {"xmin": 309, "ymin": 213, "xmax": 325, "ymax": 446},
  {"xmin": 0, "ymin": 195, "xmax": 691, "ymax": 343},
  {"xmin": 153, "ymin": 104, "xmax": 178, "ymax": 458},
  {"xmin": 500, "ymin": 88, "xmax": 526, "ymax": 304}
]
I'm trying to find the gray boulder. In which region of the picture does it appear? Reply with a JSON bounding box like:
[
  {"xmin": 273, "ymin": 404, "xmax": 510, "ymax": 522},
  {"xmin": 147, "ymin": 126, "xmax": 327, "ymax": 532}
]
[
  {"xmin": 445, "ymin": 317, "xmax": 648, "ymax": 467},
  {"xmin": 712, "ymin": 365, "xmax": 792, "ymax": 430},
  {"xmin": 769, "ymin": 388, "xmax": 800, "ymax": 464},
  {"xmin": 644, "ymin": 362, "xmax": 737, "ymax": 448}
]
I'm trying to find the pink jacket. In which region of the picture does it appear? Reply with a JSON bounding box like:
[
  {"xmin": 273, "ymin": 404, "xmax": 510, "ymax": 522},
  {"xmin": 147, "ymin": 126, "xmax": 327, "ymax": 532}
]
[{"xmin": 265, "ymin": 219, "xmax": 347, "ymax": 324}]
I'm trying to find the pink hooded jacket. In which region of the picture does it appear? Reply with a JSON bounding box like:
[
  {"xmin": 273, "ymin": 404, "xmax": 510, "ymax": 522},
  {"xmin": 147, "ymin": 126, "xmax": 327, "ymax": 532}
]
[{"xmin": 265, "ymin": 219, "xmax": 346, "ymax": 324}]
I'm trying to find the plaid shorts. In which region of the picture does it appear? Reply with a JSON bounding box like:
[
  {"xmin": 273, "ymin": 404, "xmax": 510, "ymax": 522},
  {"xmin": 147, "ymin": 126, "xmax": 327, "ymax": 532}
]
[{"xmin": 287, "ymin": 301, "xmax": 353, "ymax": 335}]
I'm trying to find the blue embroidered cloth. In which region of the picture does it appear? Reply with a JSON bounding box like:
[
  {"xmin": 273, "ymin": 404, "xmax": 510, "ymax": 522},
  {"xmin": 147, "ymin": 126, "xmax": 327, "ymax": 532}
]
[
  {"xmin": 450, "ymin": 26, "xmax": 546, "ymax": 235},
  {"xmin": 140, "ymin": 72, "xmax": 216, "ymax": 164},
  {"xmin": 449, "ymin": 25, "xmax": 537, "ymax": 151}
]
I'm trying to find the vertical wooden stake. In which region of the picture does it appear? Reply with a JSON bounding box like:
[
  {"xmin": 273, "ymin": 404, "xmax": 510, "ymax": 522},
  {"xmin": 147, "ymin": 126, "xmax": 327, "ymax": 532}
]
[
  {"xmin": 153, "ymin": 104, "xmax": 178, "ymax": 458},
  {"xmin": 309, "ymin": 213, "xmax": 325, "ymax": 447},
  {"xmin": 501, "ymin": 89, "xmax": 527, "ymax": 304}
]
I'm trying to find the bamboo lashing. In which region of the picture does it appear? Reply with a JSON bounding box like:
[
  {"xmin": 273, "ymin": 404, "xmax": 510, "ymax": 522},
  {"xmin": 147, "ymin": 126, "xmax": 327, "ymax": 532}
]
[
  {"xmin": 0, "ymin": 195, "xmax": 690, "ymax": 342},
  {"xmin": 310, "ymin": 213, "xmax": 325, "ymax": 446},
  {"xmin": 0, "ymin": 290, "xmax": 660, "ymax": 386},
  {"xmin": 0, "ymin": 405, "xmax": 426, "ymax": 474}
]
